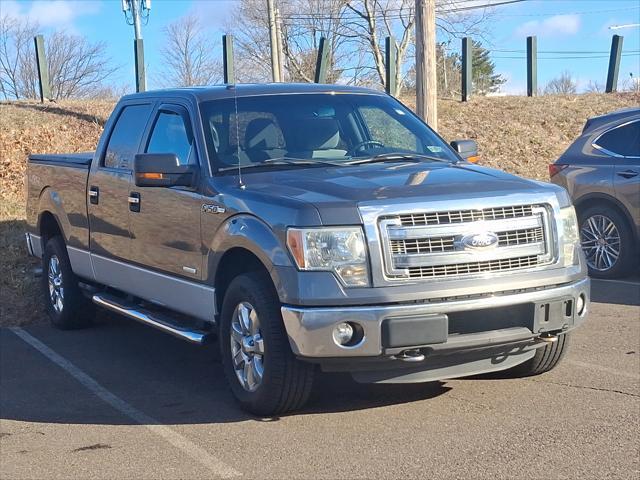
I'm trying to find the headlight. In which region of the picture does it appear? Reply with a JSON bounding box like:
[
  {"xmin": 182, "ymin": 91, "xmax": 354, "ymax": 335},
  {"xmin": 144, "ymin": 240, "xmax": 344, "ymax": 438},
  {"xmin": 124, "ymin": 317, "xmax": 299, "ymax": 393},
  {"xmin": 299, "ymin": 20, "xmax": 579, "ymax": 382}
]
[
  {"xmin": 559, "ymin": 206, "xmax": 580, "ymax": 266},
  {"xmin": 286, "ymin": 227, "xmax": 370, "ymax": 287}
]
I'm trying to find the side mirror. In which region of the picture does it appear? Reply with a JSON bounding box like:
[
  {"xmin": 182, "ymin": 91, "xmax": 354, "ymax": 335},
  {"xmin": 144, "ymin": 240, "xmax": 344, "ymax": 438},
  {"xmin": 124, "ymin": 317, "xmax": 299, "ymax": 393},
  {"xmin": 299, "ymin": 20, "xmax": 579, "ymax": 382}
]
[
  {"xmin": 134, "ymin": 153, "xmax": 197, "ymax": 188},
  {"xmin": 450, "ymin": 139, "xmax": 480, "ymax": 163}
]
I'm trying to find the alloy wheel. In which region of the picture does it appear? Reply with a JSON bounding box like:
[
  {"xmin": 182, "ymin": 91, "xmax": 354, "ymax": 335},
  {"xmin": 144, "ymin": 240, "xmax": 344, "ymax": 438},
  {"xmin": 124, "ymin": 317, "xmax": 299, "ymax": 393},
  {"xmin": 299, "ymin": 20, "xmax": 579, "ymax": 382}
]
[
  {"xmin": 48, "ymin": 255, "xmax": 64, "ymax": 313},
  {"xmin": 580, "ymin": 214, "xmax": 621, "ymax": 272},
  {"xmin": 230, "ymin": 301, "xmax": 265, "ymax": 392}
]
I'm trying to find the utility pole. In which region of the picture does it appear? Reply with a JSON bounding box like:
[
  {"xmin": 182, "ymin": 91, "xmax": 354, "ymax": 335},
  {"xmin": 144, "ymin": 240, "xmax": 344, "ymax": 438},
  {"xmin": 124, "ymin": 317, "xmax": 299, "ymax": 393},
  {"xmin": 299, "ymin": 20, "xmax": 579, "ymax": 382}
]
[
  {"xmin": 122, "ymin": 0, "xmax": 150, "ymax": 92},
  {"xmin": 267, "ymin": 0, "xmax": 281, "ymax": 82},
  {"xmin": 275, "ymin": 8, "xmax": 285, "ymax": 81},
  {"xmin": 415, "ymin": 0, "xmax": 437, "ymax": 130}
]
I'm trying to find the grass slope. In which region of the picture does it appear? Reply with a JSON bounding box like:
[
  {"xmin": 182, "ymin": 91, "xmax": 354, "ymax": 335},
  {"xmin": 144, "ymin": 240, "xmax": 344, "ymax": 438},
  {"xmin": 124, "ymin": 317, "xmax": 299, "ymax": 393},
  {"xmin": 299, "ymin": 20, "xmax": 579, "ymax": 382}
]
[{"xmin": 1, "ymin": 93, "xmax": 637, "ymax": 326}]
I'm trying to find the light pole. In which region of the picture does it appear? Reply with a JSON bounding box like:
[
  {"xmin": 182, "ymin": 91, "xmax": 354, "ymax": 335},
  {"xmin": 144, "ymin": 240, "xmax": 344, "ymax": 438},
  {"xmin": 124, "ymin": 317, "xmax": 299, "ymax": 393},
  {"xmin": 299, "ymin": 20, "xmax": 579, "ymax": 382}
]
[{"xmin": 122, "ymin": 0, "xmax": 151, "ymax": 92}]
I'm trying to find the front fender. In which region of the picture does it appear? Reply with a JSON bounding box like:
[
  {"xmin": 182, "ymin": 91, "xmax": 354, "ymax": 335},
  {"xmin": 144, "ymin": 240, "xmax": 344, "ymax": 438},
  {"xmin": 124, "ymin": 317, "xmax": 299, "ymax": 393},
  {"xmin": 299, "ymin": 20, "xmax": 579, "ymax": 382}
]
[{"xmin": 204, "ymin": 213, "xmax": 294, "ymax": 291}]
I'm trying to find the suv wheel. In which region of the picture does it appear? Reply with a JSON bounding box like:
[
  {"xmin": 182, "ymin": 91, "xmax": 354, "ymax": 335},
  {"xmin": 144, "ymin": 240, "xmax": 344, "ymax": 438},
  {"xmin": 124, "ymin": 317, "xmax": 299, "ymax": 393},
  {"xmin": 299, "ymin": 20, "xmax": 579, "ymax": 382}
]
[
  {"xmin": 43, "ymin": 236, "xmax": 94, "ymax": 329},
  {"xmin": 578, "ymin": 205, "xmax": 634, "ymax": 278},
  {"xmin": 220, "ymin": 272, "xmax": 314, "ymax": 416}
]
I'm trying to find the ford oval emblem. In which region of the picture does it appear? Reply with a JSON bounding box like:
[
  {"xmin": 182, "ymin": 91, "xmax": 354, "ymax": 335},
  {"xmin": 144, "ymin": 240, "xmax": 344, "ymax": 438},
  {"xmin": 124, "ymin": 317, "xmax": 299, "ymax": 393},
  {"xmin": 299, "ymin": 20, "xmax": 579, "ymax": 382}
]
[{"xmin": 461, "ymin": 232, "xmax": 499, "ymax": 249}]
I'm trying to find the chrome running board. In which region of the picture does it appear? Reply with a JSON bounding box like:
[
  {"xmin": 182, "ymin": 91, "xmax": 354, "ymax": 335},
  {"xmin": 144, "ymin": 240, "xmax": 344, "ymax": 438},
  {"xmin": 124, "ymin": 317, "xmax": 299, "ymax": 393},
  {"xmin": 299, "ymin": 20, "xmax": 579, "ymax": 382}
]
[{"xmin": 92, "ymin": 293, "xmax": 210, "ymax": 345}]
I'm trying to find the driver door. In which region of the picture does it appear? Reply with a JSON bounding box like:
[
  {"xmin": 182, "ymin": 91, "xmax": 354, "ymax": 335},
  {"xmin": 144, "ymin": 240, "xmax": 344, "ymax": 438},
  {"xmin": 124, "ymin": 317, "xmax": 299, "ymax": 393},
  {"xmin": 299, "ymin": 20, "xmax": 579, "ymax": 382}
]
[{"xmin": 128, "ymin": 103, "xmax": 204, "ymax": 279}]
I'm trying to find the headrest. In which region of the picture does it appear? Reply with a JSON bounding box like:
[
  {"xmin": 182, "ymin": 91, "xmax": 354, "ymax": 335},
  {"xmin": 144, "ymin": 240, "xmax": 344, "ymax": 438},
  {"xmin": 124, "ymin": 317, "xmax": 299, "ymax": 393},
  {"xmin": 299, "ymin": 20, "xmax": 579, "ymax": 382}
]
[
  {"xmin": 294, "ymin": 117, "xmax": 340, "ymax": 150},
  {"xmin": 245, "ymin": 118, "xmax": 280, "ymax": 150}
]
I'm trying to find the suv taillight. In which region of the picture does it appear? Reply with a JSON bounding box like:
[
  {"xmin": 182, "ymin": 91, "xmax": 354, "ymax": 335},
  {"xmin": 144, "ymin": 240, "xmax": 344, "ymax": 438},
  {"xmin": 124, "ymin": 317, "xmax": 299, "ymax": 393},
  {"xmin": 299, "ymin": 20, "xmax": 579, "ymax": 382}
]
[{"xmin": 549, "ymin": 164, "xmax": 568, "ymax": 178}]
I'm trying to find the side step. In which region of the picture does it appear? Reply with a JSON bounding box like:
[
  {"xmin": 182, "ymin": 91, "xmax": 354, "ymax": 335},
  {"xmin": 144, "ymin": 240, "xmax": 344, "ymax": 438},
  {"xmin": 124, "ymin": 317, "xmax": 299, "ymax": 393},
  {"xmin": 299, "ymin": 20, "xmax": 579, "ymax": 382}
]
[{"xmin": 92, "ymin": 293, "xmax": 211, "ymax": 345}]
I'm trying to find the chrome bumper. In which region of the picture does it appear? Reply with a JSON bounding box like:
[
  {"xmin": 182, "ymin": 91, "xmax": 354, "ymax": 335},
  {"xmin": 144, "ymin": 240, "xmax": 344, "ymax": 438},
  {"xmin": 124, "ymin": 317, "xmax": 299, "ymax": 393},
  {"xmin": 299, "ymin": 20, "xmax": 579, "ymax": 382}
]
[{"xmin": 281, "ymin": 277, "xmax": 589, "ymax": 358}]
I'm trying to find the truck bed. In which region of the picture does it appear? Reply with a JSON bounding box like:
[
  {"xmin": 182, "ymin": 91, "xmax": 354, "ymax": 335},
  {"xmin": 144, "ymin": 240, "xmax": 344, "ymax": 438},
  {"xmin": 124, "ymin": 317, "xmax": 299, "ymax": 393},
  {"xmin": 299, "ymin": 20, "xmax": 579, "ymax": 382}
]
[
  {"xmin": 25, "ymin": 152, "xmax": 95, "ymax": 253},
  {"xmin": 28, "ymin": 152, "xmax": 93, "ymax": 169}
]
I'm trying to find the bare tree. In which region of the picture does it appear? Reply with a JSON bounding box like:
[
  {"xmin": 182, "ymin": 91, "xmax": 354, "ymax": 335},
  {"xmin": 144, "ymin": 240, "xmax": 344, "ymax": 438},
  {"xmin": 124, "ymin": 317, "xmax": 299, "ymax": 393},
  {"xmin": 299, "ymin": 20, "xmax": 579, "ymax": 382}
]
[
  {"xmin": 230, "ymin": 0, "xmax": 352, "ymax": 83},
  {"xmin": 159, "ymin": 14, "xmax": 222, "ymax": 87},
  {"xmin": 584, "ymin": 80, "xmax": 604, "ymax": 94},
  {"xmin": 0, "ymin": 14, "xmax": 118, "ymax": 100},
  {"xmin": 544, "ymin": 71, "xmax": 577, "ymax": 95},
  {"xmin": 0, "ymin": 14, "xmax": 37, "ymax": 99}
]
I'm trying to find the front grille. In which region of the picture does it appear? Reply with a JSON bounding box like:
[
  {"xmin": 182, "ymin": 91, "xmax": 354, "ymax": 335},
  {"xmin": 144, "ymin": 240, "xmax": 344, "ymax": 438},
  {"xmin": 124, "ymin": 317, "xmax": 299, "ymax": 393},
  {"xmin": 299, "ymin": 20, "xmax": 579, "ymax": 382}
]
[
  {"xmin": 399, "ymin": 205, "xmax": 534, "ymax": 227},
  {"xmin": 390, "ymin": 226, "xmax": 544, "ymax": 255},
  {"xmin": 498, "ymin": 227, "xmax": 544, "ymax": 247},
  {"xmin": 379, "ymin": 204, "xmax": 554, "ymax": 280},
  {"xmin": 407, "ymin": 255, "xmax": 540, "ymax": 279}
]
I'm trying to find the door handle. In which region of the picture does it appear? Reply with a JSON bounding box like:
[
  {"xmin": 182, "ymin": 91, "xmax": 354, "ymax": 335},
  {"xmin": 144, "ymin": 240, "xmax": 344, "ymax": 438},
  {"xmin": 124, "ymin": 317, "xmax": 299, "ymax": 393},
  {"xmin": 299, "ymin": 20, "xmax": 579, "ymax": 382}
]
[
  {"xmin": 89, "ymin": 186, "xmax": 99, "ymax": 205},
  {"xmin": 617, "ymin": 170, "xmax": 638, "ymax": 179},
  {"xmin": 128, "ymin": 192, "xmax": 141, "ymax": 212}
]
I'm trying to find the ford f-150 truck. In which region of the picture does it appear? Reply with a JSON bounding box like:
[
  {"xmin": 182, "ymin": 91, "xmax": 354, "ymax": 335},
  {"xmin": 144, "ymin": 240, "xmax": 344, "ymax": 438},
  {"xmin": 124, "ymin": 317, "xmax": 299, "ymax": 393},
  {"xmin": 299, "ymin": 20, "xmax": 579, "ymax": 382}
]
[{"xmin": 25, "ymin": 84, "xmax": 589, "ymax": 415}]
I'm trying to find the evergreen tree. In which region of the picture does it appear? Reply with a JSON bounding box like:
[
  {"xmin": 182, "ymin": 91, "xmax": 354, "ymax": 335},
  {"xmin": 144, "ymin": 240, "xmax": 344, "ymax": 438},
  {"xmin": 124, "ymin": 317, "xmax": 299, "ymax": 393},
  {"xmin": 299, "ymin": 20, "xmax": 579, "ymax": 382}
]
[{"xmin": 471, "ymin": 41, "xmax": 506, "ymax": 95}]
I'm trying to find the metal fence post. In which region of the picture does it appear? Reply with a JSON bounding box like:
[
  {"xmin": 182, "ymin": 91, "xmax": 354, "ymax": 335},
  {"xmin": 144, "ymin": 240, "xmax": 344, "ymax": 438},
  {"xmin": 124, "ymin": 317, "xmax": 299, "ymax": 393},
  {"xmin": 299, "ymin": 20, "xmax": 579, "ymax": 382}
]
[
  {"xmin": 385, "ymin": 36, "xmax": 397, "ymax": 96},
  {"xmin": 461, "ymin": 37, "xmax": 472, "ymax": 102},
  {"xmin": 34, "ymin": 35, "xmax": 51, "ymax": 102},
  {"xmin": 134, "ymin": 38, "xmax": 146, "ymax": 93},
  {"xmin": 223, "ymin": 34, "xmax": 235, "ymax": 84},
  {"xmin": 526, "ymin": 36, "xmax": 537, "ymax": 97},
  {"xmin": 314, "ymin": 37, "xmax": 329, "ymax": 83},
  {"xmin": 606, "ymin": 35, "xmax": 624, "ymax": 93}
]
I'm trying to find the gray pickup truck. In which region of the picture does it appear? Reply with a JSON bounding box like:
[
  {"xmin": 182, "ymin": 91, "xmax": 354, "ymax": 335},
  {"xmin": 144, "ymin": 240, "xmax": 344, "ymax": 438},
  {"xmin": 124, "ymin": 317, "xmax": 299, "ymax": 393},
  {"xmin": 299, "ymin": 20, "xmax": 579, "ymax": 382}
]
[{"xmin": 25, "ymin": 84, "xmax": 589, "ymax": 415}]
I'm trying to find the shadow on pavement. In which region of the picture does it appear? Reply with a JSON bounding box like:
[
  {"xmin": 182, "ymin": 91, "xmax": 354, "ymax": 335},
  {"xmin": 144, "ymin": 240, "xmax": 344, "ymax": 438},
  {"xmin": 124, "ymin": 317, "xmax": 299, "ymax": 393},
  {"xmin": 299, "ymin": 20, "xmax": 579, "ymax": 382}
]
[
  {"xmin": 590, "ymin": 278, "xmax": 640, "ymax": 307},
  {"xmin": 0, "ymin": 316, "xmax": 449, "ymax": 427}
]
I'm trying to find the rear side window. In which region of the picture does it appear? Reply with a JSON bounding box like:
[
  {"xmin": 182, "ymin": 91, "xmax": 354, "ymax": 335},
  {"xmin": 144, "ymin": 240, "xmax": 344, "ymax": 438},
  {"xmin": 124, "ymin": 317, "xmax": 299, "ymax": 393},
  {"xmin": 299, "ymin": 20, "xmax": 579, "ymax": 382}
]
[
  {"xmin": 595, "ymin": 120, "xmax": 640, "ymax": 158},
  {"xmin": 146, "ymin": 111, "xmax": 194, "ymax": 165},
  {"xmin": 104, "ymin": 104, "xmax": 153, "ymax": 169}
]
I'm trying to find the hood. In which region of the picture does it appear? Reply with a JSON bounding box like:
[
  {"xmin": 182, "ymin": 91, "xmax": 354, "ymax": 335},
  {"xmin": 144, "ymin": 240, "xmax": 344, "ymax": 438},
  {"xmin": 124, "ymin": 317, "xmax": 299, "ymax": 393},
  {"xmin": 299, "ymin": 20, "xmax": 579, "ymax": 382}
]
[{"xmin": 237, "ymin": 161, "xmax": 550, "ymax": 224}]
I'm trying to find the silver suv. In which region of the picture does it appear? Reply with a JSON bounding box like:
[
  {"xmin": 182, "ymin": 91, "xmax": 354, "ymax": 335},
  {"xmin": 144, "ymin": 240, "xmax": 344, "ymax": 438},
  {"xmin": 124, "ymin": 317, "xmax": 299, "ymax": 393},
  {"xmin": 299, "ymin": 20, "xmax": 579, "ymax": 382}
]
[{"xmin": 550, "ymin": 108, "xmax": 640, "ymax": 278}]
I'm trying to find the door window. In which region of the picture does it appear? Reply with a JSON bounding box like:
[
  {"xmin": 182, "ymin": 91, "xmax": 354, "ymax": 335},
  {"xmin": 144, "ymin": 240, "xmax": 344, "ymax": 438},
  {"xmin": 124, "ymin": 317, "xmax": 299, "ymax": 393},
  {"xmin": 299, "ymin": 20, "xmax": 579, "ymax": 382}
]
[
  {"xmin": 146, "ymin": 111, "xmax": 194, "ymax": 165},
  {"xmin": 103, "ymin": 104, "xmax": 153, "ymax": 169},
  {"xmin": 595, "ymin": 120, "xmax": 640, "ymax": 158}
]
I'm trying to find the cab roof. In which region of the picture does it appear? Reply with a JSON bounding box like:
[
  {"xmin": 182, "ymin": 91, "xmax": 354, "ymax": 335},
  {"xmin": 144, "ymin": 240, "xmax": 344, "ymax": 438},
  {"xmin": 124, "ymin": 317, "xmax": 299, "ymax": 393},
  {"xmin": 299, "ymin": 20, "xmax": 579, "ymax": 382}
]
[{"xmin": 122, "ymin": 83, "xmax": 386, "ymax": 103}]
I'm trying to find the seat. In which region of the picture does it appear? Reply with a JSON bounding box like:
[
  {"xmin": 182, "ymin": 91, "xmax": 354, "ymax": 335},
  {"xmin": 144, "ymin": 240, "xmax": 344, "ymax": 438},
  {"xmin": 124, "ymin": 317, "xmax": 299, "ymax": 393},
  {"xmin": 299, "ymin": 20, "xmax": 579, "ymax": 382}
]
[
  {"xmin": 244, "ymin": 118, "xmax": 285, "ymax": 162},
  {"xmin": 290, "ymin": 117, "xmax": 347, "ymax": 159}
]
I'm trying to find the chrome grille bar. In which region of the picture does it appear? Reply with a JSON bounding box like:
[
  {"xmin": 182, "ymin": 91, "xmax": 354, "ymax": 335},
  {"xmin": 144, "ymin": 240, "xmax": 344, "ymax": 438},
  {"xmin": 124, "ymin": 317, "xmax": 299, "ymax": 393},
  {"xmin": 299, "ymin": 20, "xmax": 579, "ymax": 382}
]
[{"xmin": 398, "ymin": 205, "xmax": 534, "ymax": 226}]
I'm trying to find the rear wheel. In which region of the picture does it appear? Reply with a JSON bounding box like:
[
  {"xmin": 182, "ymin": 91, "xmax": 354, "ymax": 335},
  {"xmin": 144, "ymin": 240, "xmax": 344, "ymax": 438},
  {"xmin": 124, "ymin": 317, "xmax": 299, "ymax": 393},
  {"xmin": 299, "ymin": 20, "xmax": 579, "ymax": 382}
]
[
  {"xmin": 220, "ymin": 272, "xmax": 314, "ymax": 416},
  {"xmin": 508, "ymin": 333, "xmax": 570, "ymax": 377},
  {"xmin": 42, "ymin": 236, "xmax": 94, "ymax": 329},
  {"xmin": 578, "ymin": 205, "xmax": 634, "ymax": 278}
]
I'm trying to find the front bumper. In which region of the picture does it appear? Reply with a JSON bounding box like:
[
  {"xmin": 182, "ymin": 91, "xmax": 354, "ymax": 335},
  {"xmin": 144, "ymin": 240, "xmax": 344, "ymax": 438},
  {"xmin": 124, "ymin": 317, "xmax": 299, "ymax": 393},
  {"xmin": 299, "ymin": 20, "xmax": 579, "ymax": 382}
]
[{"xmin": 281, "ymin": 277, "xmax": 590, "ymax": 359}]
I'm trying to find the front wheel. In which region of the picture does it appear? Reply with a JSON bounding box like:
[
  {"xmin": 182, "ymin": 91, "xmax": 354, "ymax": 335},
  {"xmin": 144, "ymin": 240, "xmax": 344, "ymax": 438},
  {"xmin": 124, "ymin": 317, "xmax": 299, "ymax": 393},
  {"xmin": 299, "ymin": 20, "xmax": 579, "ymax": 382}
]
[
  {"xmin": 507, "ymin": 333, "xmax": 570, "ymax": 377},
  {"xmin": 219, "ymin": 272, "xmax": 314, "ymax": 416}
]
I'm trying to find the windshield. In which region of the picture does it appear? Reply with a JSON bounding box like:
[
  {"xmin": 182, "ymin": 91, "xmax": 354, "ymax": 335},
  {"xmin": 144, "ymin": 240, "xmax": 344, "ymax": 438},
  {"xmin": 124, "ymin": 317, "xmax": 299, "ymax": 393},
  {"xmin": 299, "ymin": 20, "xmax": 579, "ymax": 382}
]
[{"xmin": 199, "ymin": 93, "xmax": 459, "ymax": 172}]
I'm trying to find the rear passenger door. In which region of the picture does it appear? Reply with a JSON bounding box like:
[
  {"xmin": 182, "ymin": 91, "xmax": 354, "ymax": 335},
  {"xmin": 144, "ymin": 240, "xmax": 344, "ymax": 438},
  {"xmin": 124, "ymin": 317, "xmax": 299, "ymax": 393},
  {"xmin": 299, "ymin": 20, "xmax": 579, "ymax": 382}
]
[
  {"xmin": 128, "ymin": 103, "xmax": 204, "ymax": 279},
  {"xmin": 88, "ymin": 102, "xmax": 153, "ymax": 263}
]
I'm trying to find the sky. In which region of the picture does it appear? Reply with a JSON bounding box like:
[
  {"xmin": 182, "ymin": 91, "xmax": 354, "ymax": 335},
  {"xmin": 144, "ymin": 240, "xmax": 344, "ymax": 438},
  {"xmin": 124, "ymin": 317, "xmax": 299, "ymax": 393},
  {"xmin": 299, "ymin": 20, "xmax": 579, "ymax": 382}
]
[{"xmin": 1, "ymin": 0, "xmax": 639, "ymax": 94}]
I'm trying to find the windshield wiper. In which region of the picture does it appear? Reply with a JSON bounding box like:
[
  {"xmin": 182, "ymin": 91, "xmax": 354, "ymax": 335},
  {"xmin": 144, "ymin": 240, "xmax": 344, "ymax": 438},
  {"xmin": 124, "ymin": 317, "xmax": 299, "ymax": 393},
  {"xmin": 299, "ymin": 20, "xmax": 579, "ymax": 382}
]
[
  {"xmin": 346, "ymin": 152, "xmax": 456, "ymax": 166},
  {"xmin": 218, "ymin": 157, "xmax": 342, "ymax": 172}
]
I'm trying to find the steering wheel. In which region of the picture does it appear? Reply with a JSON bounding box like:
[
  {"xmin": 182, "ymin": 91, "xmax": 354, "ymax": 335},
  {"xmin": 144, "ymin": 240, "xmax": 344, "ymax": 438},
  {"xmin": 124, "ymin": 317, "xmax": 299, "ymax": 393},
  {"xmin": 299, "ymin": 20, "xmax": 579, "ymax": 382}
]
[{"xmin": 349, "ymin": 140, "xmax": 385, "ymax": 156}]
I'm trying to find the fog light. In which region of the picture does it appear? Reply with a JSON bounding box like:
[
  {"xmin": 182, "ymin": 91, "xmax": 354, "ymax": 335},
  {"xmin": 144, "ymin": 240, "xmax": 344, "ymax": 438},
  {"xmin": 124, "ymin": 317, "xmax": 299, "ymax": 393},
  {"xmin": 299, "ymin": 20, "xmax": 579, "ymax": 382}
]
[
  {"xmin": 332, "ymin": 322, "xmax": 354, "ymax": 346},
  {"xmin": 576, "ymin": 294, "xmax": 586, "ymax": 316}
]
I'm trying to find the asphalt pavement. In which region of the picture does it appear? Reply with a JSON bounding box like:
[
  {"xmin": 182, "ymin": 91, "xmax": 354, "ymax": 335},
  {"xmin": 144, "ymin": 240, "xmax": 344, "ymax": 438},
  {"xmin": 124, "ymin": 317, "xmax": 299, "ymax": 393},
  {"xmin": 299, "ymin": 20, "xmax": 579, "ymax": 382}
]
[{"xmin": 1, "ymin": 278, "xmax": 639, "ymax": 479}]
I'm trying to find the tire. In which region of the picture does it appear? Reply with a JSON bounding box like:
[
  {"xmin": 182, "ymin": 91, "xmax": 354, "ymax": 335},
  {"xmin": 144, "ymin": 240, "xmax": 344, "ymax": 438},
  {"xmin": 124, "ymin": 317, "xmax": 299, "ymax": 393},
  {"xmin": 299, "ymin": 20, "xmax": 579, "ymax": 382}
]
[
  {"xmin": 219, "ymin": 272, "xmax": 314, "ymax": 416},
  {"xmin": 507, "ymin": 333, "xmax": 570, "ymax": 377},
  {"xmin": 42, "ymin": 236, "xmax": 94, "ymax": 329},
  {"xmin": 578, "ymin": 204, "xmax": 634, "ymax": 279}
]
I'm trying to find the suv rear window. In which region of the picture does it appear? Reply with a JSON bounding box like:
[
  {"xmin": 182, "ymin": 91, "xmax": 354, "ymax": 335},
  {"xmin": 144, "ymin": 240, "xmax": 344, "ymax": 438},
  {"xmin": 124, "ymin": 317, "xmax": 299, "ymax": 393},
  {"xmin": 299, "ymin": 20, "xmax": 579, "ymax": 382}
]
[{"xmin": 595, "ymin": 120, "xmax": 640, "ymax": 158}]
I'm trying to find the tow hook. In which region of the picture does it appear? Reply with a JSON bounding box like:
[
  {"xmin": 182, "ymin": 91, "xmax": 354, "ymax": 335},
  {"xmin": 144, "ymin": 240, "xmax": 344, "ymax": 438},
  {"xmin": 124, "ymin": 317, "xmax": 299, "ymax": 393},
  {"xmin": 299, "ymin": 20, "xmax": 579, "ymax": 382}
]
[
  {"xmin": 393, "ymin": 349, "xmax": 426, "ymax": 362},
  {"xmin": 538, "ymin": 333, "xmax": 558, "ymax": 343}
]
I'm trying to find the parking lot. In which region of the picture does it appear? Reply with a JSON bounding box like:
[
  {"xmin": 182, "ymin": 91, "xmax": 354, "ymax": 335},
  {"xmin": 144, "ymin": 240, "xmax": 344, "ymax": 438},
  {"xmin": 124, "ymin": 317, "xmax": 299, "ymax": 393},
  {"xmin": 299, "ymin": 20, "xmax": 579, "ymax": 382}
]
[{"xmin": 1, "ymin": 278, "xmax": 638, "ymax": 480}]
